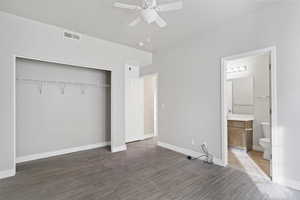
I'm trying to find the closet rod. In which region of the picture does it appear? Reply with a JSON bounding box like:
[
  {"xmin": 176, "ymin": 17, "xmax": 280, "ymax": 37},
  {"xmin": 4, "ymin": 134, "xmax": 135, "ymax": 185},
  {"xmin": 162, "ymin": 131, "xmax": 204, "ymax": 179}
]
[{"xmin": 16, "ymin": 78, "xmax": 111, "ymax": 88}]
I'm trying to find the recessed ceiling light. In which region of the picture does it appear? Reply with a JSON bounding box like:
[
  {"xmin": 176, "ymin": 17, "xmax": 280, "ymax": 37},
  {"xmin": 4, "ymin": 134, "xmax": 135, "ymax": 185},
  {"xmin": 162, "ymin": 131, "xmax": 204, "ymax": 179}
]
[{"xmin": 139, "ymin": 42, "xmax": 144, "ymax": 47}]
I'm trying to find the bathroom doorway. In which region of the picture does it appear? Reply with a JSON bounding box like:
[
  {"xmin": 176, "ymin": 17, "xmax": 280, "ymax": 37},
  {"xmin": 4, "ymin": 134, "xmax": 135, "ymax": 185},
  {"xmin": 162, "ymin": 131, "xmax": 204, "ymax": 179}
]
[{"xmin": 221, "ymin": 47, "xmax": 277, "ymax": 181}]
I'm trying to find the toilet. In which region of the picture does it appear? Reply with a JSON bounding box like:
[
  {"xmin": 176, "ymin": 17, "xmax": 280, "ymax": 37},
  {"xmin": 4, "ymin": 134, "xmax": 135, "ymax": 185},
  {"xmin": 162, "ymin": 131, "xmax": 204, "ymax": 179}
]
[{"xmin": 259, "ymin": 122, "xmax": 271, "ymax": 160}]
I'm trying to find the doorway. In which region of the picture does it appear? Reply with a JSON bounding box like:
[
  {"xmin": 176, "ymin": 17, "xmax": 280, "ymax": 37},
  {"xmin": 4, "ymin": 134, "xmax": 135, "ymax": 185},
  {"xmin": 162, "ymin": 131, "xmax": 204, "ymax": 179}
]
[
  {"xmin": 125, "ymin": 65, "xmax": 144, "ymax": 143},
  {"xmin": 125, "ymin": 68, "xmax": 158, "ymax": 144},
  {"xmin": 221, "ymin": 47, "xmax": 278, "ymax": 181},
  {"xmin": 142, "ymin": 74, "xmax": 158, "ymax": 140}
]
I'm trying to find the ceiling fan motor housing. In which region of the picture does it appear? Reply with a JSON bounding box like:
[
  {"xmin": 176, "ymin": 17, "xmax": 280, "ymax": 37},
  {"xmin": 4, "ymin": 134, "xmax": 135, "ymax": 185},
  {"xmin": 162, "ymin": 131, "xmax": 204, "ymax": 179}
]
[
  {"xmin": 141, "ymin": 8, "xmax": 159, "ymax": 24},
  {"xmin": 144, "ymin": 0, "xmax": 156, "ymax": 8},
  {"xmin": 113, "ymin": 0, "xmax": 183, "ymax": 28}
]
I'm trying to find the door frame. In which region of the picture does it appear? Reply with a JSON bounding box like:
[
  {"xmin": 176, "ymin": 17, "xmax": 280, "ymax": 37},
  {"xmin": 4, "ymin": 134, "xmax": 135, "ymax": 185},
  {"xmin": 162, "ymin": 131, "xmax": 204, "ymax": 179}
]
[
  {"xmin": 153, "ymin": 74, "xmax": 158, "ymax": 137},
  {"xmin": 221, "ymin": 47, "xmax": 278, "ymax": 182},
  {"xmin": 124, "ymin": 64, "xmax": 144, "ymax": 143},
  {"xmin": 141, "ymin": 73, "xmax": 159, "ymax": 138}
]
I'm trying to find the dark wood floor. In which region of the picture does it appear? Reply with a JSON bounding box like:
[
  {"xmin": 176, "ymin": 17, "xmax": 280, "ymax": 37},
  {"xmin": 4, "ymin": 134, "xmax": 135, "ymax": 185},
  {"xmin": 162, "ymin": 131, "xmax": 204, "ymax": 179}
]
[{"xmin": 0, "ymin": 139, "xmax": 299, "ymax": 200}]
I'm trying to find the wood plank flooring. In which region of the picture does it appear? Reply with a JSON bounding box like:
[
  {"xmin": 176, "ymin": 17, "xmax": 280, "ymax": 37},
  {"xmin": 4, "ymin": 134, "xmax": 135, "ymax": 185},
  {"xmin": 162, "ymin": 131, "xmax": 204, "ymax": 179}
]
[
  {"xmin": 248, "ymin": 150, "xmax": 270, "ymax": 176},
  {"xmin": 0, "ymin": 139, "xmax": 299, "ymax": 200},
  {"xmin": 228, "ymin": 148, "xmax": 270, "ymax": 178}
]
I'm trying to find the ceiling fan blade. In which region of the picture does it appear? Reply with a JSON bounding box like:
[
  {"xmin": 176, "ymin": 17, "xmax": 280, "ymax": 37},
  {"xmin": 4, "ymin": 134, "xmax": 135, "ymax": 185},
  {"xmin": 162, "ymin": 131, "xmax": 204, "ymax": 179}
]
[
  {"xmin": 155, "ymin": 15, "xmax": 167, "ymax": 28},
  {"xmin": 156, "ymin": 1, "xmax": 183, "ymax": 12},
  {"xmin": 113, "ymin": 2, "xmax": 141, "ymax": 10},
  {"xmin": 152, "ymin": 0, "xmax": 157, "ymax": 7},
  {"xmin": 129, "ymin": 17, "xmax": 141, "ymax": 27}
]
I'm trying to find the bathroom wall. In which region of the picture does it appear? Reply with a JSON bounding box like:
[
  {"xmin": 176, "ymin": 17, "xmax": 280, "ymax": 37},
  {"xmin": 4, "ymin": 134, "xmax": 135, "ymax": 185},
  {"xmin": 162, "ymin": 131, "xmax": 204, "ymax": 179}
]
[{"xmin": 227, "ymin": 54, "xmax": 270, "ymax": 151}]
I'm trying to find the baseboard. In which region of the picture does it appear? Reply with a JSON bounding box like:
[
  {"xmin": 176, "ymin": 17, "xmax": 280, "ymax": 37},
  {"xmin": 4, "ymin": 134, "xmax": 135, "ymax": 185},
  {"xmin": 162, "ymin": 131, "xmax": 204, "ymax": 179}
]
[
  {"xmin": 16, "ymin": 142, "xmax": 110, "ymax": 163},
  {"xmin": 0, "ymin": 169, "xmax": 16, "ymax": 179},
  {"xmin": 252, "ymin": 145, "xmax": 263, "ymax": 152},
  {"xmin": 143, "ymin": 133, "xmax": 154, "ymax": 140},
  {"xmin": 111, "ymin": 145, "xmax": 127, "ymax": 153},
  {"xmin": 277, "ymin": 177, "xmax": 300, "ymax": 191},
  {"xmin": 157, "ymin": 141, "xmax": 224, "ymax": 167}
]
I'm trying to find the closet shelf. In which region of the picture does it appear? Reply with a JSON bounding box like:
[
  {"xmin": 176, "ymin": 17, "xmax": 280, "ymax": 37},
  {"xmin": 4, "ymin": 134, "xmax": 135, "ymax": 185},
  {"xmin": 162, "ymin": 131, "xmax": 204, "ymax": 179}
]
[
  {"xmin": 256, "ymin": 96, "xmax": 270, "ymax": 99},
  {"xmin": 16, "ymin": 78, "xmax": 111, "ymax": 88}
]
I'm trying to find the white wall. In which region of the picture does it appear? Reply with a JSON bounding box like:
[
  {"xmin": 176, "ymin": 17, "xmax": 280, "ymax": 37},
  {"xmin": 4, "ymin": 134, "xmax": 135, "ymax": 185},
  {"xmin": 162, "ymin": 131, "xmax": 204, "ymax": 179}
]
[
  {"xmin": 16, "ymin": 58, "xmax": 111, "ymax": 158},
  {"xmin": 141, "ymin": 1, "xmax": 300, "ymax": 189},
  {"xmin": 143, "ymin": 75, "xmax": 155, "ymax": 136},
  {"xmin": 0, "ymin": 11, "xmax": 152, "ymax": 176},
  {"xmin": 227, "ymin": 54, "xmax": 270, "ymax": 151}
]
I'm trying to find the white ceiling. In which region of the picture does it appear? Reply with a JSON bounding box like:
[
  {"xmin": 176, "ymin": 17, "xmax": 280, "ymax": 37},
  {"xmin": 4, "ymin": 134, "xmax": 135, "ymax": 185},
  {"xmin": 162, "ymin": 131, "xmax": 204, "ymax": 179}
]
[{"xmin": 0, "ymin": 0, "xmax": 280, "ymax": 52}]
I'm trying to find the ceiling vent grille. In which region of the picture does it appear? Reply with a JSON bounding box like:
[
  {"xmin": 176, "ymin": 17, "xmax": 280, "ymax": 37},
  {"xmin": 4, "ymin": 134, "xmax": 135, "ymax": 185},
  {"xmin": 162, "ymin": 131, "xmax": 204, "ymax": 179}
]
[{"xmin": 64, "ymin": 32, "xmax": 80, "ymax": 40}]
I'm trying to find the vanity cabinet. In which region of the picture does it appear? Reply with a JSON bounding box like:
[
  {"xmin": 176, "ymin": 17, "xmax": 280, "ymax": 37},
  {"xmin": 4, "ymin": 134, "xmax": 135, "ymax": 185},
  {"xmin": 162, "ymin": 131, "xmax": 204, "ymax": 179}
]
[{"xmin": 228, "ymin": 120, "xmax": 253, "ymax": 151}]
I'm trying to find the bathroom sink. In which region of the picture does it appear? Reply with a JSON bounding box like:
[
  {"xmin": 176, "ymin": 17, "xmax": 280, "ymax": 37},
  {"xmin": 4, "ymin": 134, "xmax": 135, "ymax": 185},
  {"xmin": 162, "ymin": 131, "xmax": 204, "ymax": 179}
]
[{"xmin": 227, "ymin": 114, "xmax": 254, "ymax": 121}]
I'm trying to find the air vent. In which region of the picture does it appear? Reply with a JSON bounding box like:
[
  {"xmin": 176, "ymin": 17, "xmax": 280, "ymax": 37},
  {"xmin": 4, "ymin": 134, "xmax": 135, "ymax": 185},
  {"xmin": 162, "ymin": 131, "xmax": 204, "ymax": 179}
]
[
  {"xmin": 72, "ymin": 34, "xmax": 80, "ymax": 40},
  {"xmin": 64, "ymin": 32, "xmax": 80, "ymax": 40}
]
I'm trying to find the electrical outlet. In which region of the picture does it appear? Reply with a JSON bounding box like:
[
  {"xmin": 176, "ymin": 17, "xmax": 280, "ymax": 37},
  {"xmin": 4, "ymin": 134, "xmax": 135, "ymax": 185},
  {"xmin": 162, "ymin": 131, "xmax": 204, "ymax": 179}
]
[{"xmin": 191, "ymin": 139, "xmax": 195, "ymax": 145}]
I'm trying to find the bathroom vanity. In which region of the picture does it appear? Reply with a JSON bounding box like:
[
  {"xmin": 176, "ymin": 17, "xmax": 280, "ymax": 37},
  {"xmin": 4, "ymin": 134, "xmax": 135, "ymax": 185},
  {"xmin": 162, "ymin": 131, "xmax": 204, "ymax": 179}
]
[{"xmin": 227, "ymin": 114, "xmax": 254, "ymax": 152}]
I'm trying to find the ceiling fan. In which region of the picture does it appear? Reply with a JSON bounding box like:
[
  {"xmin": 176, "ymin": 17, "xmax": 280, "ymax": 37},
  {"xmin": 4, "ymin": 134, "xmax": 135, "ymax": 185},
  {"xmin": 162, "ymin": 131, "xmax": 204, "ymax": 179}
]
[{"xmin": 113, "ymin": 0, "xmax": 183, "ymax": 28}]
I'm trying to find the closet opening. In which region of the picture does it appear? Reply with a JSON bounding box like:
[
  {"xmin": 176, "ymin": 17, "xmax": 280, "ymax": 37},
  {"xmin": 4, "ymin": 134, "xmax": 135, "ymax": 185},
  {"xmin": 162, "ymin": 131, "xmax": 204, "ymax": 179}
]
[{"xmin": 14, "ymin": 57, "xmax": 111, "ymax": 170}]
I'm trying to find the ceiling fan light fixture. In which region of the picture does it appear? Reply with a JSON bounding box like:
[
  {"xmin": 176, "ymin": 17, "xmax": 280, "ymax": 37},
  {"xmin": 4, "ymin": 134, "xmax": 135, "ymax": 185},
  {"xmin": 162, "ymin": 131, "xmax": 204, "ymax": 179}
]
[
  {"xmin": 141, "ymin": 8, "xmax": 159, "ymax": 24},
  {"xmin": 113, "ymin": 0, "xmax": 183, "ymax": 28},
  {"xmin": 139, "ymin": 42, "xmax": 145, "ymax": 47}
]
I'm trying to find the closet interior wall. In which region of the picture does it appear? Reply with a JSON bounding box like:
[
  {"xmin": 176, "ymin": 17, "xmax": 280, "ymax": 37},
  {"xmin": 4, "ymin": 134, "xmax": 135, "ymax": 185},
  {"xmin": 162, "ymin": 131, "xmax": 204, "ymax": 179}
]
[{"xmin": 16, "ymin": 58, "xmax": 111, "ymax": 160}]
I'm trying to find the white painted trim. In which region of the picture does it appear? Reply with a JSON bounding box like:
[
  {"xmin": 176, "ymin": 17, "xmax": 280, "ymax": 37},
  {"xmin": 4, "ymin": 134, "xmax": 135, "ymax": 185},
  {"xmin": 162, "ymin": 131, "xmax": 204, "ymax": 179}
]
[
  {"xmin": 111, "ymin": 145, "xmax": 127, "ymax": 153},
  {"xmin": 154, "ymin": 74, "xmax": 158, "ymax": 137},
  {"xmin": 157, "ymin": 141, "xmax": 225, "ymax": 167},
  {"xmin": 277, "ymin": 177, "xmax": 300, "ymax": 191},
  {"xmin": 0, "ymin": 169, "xmax": 16, "ymax": 179},
  {"xmin": 16, "ymin": 142, "xmax": 110, "ymax": 163},
  {"xmin": 126, "ymin": 137, "xmax": 144, "ymax": 143},
  {"xmin": 221, "ymin": 56, "xmax": 228, "ymax": 167},
  {"xmin": 14, "ymin": 55, "xmax": 112, "ymax": 72},
  {"xmin": 140, "ymin": 76, "xmax": 145, "ymax": 141},
  {"xmin": 13, "ymin": 55, "xmax": 17, "ymax": 175},
  {"xmin": 143, "ymin": 133, "xmax": 154, "ymax": 140},
  {"xmin": 221, "ymin": 47, "xmax": 278, "ymax": 181}
]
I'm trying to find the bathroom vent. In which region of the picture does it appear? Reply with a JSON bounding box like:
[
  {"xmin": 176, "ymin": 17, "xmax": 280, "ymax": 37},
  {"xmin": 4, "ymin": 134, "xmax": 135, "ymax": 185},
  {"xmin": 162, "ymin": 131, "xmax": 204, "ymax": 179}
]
[{"xmin": 64, "ymin": 32, "xmax": 80, "ymax": 40}]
